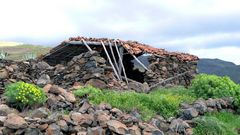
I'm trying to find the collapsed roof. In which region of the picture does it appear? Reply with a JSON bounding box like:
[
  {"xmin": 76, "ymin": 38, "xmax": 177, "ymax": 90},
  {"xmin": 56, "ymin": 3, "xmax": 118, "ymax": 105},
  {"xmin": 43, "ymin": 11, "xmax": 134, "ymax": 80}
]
[{"xmin": 41, "ymin": 36, "xmax": 199, "ymax": 66}]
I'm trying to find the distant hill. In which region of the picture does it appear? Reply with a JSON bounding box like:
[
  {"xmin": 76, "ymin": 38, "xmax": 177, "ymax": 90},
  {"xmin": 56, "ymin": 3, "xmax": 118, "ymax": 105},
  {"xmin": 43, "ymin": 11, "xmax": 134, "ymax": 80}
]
[
  {"xmin": 197, "ymin": 58, "xmax": 240, "ymax": 83},
  {"xmin": 0, "ymin": 44, "xmax": 51, "ymax": 61}
]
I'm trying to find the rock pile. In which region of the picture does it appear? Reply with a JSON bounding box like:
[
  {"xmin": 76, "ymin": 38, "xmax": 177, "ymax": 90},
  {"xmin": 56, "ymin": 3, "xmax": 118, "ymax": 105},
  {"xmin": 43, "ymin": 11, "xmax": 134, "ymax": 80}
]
[
  {"xmin": 0, "ymin": 83, "xmax": 237, "ymax": 135},
  {"xmin": 179, "ymin": 97, "xmax": 235, "ymax": 121}
]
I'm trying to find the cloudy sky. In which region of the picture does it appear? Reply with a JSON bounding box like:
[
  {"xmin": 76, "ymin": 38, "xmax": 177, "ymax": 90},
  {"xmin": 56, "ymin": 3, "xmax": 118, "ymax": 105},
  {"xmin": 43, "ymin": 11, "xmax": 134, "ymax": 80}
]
[{"xmin": 0, "ymin": 0, "xmax": 240, "ymax": 64}]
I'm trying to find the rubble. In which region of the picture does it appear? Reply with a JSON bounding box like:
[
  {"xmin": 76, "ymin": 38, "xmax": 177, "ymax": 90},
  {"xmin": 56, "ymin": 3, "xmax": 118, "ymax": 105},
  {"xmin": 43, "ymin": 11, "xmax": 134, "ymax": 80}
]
[{"xmin": 0, "ymin": 82, "xmax": 236, "ymax": 135}]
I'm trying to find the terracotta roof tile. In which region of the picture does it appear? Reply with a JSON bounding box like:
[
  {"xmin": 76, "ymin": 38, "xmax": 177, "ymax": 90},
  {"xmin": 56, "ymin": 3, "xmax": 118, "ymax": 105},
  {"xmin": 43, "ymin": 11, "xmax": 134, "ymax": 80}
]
[{"xmin": 66, "ymin": 36, "xmax": 199, "ymax": 61}]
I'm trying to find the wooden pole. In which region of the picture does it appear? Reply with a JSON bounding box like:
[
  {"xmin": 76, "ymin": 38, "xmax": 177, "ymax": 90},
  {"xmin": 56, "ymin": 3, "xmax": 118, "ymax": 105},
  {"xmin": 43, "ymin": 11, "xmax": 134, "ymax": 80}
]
[
  {"xmin": 149, "ymin": 70, "xmax": 191, "ymax": 90},
  {"xmin": 108, "ymin": 40, "xmax": 122, "ymax": 80},
  {"xmin": 101, "ymin": 41, "xmax": 121, "ymax": 80},
  {"xmin": 114, "ymin": 41, "xmax": 128, "ymax": 84},
  {"xmin": 81, "ymin": 39, "xmax": 93, "ymax": 52},
  {"xmin": 118, "ymin": 47, "xmax": 124, "ymax": 76},
  {"xmin": 131, "ymin": 54, "xmax": 149, "ymax": 71}
]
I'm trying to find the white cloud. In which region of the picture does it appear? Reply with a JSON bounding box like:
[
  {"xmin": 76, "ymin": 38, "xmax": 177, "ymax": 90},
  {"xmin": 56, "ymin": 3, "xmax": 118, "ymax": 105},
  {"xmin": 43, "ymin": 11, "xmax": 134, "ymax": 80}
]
[
  {"xmin": 143, "ymin": 0, "xmax": 240, "ymax": 15},
  {"xmin": 189, "ymin": 47, "xmax": 240, "ymax": 65},
  {"xmin": 0, "ymin": 0, "xmax": 240, "ymax": 64},
  {"xmin": 156, "ymin": 32, "xmax": 240, "ymax": 49}
]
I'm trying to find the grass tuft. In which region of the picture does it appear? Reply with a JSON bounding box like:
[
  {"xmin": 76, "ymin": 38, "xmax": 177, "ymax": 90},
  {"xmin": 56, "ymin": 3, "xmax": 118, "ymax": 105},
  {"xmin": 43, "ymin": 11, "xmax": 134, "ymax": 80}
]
[
  {"xmin": 74, "ymin": 86, "xmax": 195, "ymax": 120},
  {"xmin": 193, "ymin": 112, "xmax": 240, "ymax": 135}
]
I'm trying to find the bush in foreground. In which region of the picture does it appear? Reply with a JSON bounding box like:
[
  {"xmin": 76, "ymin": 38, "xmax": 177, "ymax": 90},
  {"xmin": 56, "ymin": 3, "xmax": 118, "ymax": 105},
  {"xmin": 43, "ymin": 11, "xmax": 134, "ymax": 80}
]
[
  {"xmin": 193, "ymin": 112, "xmax": 240, "ymax": 135},
  {"xmin": 4, "ymin": 82, "xmax": 47, "ymax": 109},
  {"xmin": 191, "ymin": 74, "xmax": 239, "ymax": 99},
  {"xmin": 191, "ymin": 74, "xmax": 240, "ymax": 110},
  {"xmin": 74, "ymin": 86, "xmax": 195, "ymax": 120}
]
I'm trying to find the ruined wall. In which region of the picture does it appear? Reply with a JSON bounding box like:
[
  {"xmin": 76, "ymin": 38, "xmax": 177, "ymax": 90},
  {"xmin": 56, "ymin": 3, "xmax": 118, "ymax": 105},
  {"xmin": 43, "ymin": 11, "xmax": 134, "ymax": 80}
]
[
  {"xmin": 0, "ymin": 51, "xmax": 197, "ymax": 93},
  {"xmin": 0, "ymin": 51, "xmax": 128, "ymax": 93},
  {"xmin": 50, "ymin": 51, "xmax": 126, "ymax": 89},
  {"xmin": 144, "ymin": 55, "xmax": 198, "ymax": 87}
]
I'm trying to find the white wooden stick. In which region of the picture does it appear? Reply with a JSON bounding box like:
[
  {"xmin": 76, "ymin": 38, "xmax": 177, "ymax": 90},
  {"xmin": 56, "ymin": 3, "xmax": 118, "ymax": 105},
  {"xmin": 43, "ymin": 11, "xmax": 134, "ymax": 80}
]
[
  {"xmin": 108, "ymin": 40, "xmax": 122, "ymax": 80},
  {"xmin": 101, "ymin": 41, "xmax": 120, "ymax": 80},
  {"xmin": 114, "ymin": 41, "xmax": 128, "ymax": 84},
  {"xmin": 81, "ymin": 39, "xmax": 93, "ymax": 52},
  {"xmin": 131, "ymin": 54, "xmax": 149, "ymax": 71}
]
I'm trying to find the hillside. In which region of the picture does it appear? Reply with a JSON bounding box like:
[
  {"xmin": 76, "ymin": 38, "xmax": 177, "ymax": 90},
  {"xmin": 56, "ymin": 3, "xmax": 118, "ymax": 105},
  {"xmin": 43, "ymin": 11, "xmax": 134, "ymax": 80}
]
[
  {"xmin": 197, "ymin": 58, "xmax": 240, "ymax": 83},
  {"xmin": 0, "ymin": 44, "xmax": 51, "ymax": 61}
]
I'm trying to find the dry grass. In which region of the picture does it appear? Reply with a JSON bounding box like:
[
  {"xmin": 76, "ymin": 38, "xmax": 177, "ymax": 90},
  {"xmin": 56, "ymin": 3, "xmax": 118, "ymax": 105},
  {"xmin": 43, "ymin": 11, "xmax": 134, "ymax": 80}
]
[{"xmin": 0, "ymin": 44, "xmax": 51, "ymax": 61}]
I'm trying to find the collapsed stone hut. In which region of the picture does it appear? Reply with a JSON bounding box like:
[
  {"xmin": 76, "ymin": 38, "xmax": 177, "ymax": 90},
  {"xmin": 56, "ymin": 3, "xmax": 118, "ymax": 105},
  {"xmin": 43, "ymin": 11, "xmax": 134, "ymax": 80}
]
[{"xmin": 40, "ymin": 37, "xmax": 199, "ymax": 92}]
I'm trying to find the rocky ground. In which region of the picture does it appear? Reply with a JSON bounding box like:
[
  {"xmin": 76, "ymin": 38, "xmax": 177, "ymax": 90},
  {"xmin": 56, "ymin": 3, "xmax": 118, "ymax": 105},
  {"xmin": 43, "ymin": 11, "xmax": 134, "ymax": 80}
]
[{"xmin": 0, "ymin": 84, "xmax": 236, "ymax": 135}]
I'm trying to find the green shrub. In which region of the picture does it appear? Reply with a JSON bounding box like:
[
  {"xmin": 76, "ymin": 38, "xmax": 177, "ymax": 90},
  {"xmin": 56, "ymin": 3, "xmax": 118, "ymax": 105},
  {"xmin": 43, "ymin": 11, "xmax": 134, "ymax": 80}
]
[
  {"xmin": 193, "ymin": 116, "xmax": 231, "ymax": 135},
  {"xmin": 73, "ymin": 85, "xmax": 103, "ymax": 98},
  {"xmin": 191, "ymin": 74, "xmax": 239, "ymax": 99},
  {"xmin": 74, "ymin": 86, "xmax": 195, "ymax": 120},
  {"xmin": 0, "ymin": 50, "xmax": 8, "ymax": 59},
  {"xmin": 193, "ymin": 112, "xmax": 240, "ymax": 135},
  {"xmin": 4, "ymin": 82, "xmax": 47, "ymax": 109},
  {"xmin": 23, "ymin": 53, "xmax": 36, "ymax": 60},
  {"xmin": 191, "ymin": 74, "xmax": 240, "ymax": 112}
]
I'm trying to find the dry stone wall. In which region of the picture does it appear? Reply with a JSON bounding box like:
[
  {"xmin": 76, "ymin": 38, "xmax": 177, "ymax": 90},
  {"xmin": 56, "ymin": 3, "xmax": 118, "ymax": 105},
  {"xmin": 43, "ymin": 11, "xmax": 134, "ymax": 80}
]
[
  {"xmin": 0, "ymin": 50, "xmax": 197, "ymax": 92},
  {"xmin": 145, "ymin": 55, "xmax": 198, "ymax": 87}
]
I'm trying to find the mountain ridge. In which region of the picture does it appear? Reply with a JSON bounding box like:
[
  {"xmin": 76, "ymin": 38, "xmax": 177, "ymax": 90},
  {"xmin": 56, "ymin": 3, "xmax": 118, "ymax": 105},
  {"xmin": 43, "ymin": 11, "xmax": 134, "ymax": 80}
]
[{"xmin": 197, "ymin": 58, "xmax": 240, "ymax": 83}]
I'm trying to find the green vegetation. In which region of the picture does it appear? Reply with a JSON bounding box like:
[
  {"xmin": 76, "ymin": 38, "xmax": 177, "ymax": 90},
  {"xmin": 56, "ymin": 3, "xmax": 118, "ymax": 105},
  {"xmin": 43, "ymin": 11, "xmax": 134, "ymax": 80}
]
[
  {"xmin": 4, "ymin": 82, "xmax": 47, "ymax": 109},
  {"xmin": 0, "ymin": 44, "xmax": 51, "ymax": 61},
  {"xmin": 0, "ymin": 50, "xmax": 8, "ymax": 59},
  {"xmin": 191, "ymin": 74, "xmax": 240, "ymax": 110},
  {"xmin": 74, "ymin": 86, "xmax": 195, "ymax": 120},
  {"xmin": 194, "ymin": 112, "xmax": 240, "ymax": 135},
  {"xmin": 198, "ymin": 58, "xmax": 240, "ymax": 84},
  {"xmin": 191, "ymin": 74, "xmax": 239, "ymax": 99},
  {"xmin": 23, "ymin": 53, "xmax": 37, "ymax": 60}
]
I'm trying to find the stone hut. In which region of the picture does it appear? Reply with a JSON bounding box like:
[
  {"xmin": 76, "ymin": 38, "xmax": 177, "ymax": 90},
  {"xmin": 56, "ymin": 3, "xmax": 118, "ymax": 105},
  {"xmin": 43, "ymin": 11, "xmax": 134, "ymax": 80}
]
[{"xmin": 40, "ymin": 36, "xmax": 199, "ymax": 92}]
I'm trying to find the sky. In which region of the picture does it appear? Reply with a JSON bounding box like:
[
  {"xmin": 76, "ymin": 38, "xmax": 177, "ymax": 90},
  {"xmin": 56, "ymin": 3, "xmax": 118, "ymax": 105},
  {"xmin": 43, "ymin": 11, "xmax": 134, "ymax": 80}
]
[{"xmin": 0, "ymin": 0, "xmax": 240, "ymax": 64}]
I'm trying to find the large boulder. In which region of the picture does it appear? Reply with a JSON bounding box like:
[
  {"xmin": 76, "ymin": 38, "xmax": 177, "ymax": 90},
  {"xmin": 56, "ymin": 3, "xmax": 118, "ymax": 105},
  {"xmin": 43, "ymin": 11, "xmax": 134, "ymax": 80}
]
[
  {"xmin": 95, "ymin": 111, "xmax": 111, "ymax": 128},
  {"xmin": 193, "ymin": 100, "xmax": 207, "ymax": 115},
  {"xmin": 0, "ymin": 69, "xmax": 8, "ymax": 79},
  {"xmin": 87, "ymin": 127, "xmax": 105, "ymax": 135},
  {"xmin": 57, "ymin": 120, "xmax": 68, "ymax": 132},
  {"xmin": 85, "ymin": 79, "xmax": 107, "ymax": 89},
  {"xmin": 181, "ymin": 108, "xmax": 199, "ymax": 120},
  {"xmin": 4, "ymin": 113, "xmax": 28, "ymax": 129},
  {"xmin": 71, "ymin": 112, "xmax": 94, "ymax": 127},
  {"xmin": 46, "ymin": 123, "xmax": 63, "ymax": 135},
  {"xmin": 128, "ymin": 125, "xmax": 141, "ymax": 135},
  {"xmin": 0, "ymin": 104, "xmax": 18, "ymax": 116},
  {"xmin": 36, "ymin": 74, "xmax": 51, "ymax": 87},
  {"xmin": 169, "ymin": 119, "xmax": 191, "ymax": 134},
  {"xmin": 49, "ymin": 85, "xmax": 76, "ymax": 103},
  {"xmin": 31, "ymin": 107, "xmax": 50, "ymax": 119},
  {"xmin": 24, "ymin": 128, "xmax": 42, "ymax": 135},
  {"xmin": 107, "ymin": 120, "xmax": 128, "ymax": 135}
]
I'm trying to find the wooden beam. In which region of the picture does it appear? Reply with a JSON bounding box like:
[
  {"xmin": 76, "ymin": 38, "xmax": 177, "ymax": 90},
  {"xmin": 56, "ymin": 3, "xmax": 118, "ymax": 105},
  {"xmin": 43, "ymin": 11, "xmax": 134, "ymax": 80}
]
[
  {"xmin": 131, "ymin": 54, "xmax": 149, "ymax": 71},
  {"xmin": 119, "ymin": 47, "xmax": 124, "ymax": 75},
  {"xmin": 81, "ymin": 39, "xmax": 93, "ymax": 52},
  {"xmin": 41, "ymin": 44, "xmax": 69, "ymax": 59},
  {"xmin": 68, "ymin": 41, "xmax": 121, "ymax": 46},
  {"xmin": 114, "ymin": 41, "xmax": 128, "ymax": 84},
  {"xmin": 101, "ymin": 41, "xmax": 121, "ymax": 80},
  {"xmin": 108, "ymin": 40, "xmax": 122, "ymax": 80},
  {"xmin": 149, "ymin": 70, "xmax": 191, "ymax": 90}
]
